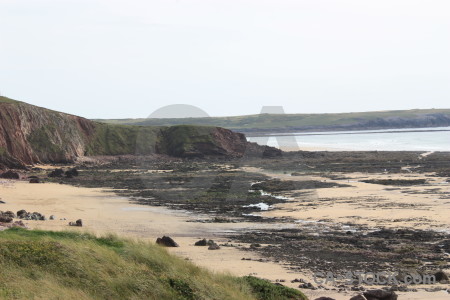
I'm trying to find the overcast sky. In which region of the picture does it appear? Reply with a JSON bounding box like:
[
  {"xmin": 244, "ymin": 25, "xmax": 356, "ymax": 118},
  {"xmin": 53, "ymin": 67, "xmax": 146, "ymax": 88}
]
[{"xmin": 1, "ymin": 0, "xmax": 449, "ymax": 118}]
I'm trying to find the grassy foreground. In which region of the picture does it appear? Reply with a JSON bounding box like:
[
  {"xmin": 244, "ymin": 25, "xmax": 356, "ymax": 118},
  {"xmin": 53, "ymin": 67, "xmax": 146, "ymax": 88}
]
[{"xmin": 0, "ymin": 228, "xmax": 307, "ymax": 300}]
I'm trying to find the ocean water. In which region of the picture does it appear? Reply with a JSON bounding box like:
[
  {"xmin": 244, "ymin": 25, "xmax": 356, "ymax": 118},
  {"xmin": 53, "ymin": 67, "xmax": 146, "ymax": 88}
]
[{"xmin": 247, "ymin": 127, "xmax": 450, "ymax": 151}]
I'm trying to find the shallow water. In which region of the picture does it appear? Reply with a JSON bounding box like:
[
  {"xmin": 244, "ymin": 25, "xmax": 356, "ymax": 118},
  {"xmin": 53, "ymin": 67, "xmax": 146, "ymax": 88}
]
[{"xmin": 248, "ymin": 126, "xmax": 450, "ymax": 151}]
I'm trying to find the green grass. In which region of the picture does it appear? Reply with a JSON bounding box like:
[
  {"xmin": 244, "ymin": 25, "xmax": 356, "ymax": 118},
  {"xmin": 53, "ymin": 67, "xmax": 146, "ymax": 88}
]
[
  {"xmin": 96, "ymin": 108, "xmax": 450, "ymax": 132},
  {"xmin": 158, "ymin": 125, "xmax": 217, "ymax": 156},
  {"xmin": 0, "ymin": 96, "xmax": 20, "ymax": 104},
  {"xmin": 84, "ymin": 123, "xmax": 161, "ymax": 156},
  {"xmin": 84, "ymin": 124, "xmax": 220, "ymax": 156},
  {"xmin": 0, "ymin": 228, "xmax": 307, "ymax": 300}
]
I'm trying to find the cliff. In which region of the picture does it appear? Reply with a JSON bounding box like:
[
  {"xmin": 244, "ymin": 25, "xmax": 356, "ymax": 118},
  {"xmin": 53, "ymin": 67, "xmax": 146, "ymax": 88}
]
[{"xmin": 0, "ymin": 97, "xmax": 262, "ymax": 169}]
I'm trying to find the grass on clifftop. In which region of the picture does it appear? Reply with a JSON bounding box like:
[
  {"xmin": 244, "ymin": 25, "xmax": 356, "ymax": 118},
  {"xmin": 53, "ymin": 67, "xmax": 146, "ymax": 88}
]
[
  {"xmin": 0, "ymin": 96, "xmax": 20, "ymax": 104},
  {"xmin": 0, "ymin": 228, "xmax": 307, "ymax": 300},
  {"xmin": 97, "ymin": 108, "xmax": 450, "ymax": 132}
]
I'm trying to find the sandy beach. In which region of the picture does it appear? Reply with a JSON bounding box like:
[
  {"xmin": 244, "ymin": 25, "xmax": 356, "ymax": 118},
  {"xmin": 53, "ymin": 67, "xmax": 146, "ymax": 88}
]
[
  {"xmin": 0, "ymin": 180, "xmax": 324, "ymax": 298},
  {"xmin": 1, "ymin": 167, "xmax": 449, "ymax": 300}
]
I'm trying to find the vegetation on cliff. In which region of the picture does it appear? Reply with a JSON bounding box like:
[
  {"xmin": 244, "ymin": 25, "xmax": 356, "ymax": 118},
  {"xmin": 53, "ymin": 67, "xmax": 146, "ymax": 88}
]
[
  {"xmin": 98, "ymin": 108, "xmax": 450, "ymax": 133},
  {"xmin": 0, "ymin": 96, "xmax": 252, "ymax": 168},
  {"xmin": 0, "ymin": 228, "xmax": 307, "ymax": 300}
]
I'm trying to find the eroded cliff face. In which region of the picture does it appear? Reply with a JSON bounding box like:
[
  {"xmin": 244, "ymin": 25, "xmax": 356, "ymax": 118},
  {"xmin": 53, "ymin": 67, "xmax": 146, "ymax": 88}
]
[
  {"xmin": 0, "ymin": 97, "xmax": 263, "ymax": 168},
  {"xmin": 0, "ymin": 100, "xmax": 96, "ymax": 167}
]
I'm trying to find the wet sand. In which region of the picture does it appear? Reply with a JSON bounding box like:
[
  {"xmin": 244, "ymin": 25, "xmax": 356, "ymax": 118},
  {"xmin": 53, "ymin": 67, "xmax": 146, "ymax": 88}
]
[{"xmin": 245, "ymin": 168, "xmax": 450, "ymax": 231}]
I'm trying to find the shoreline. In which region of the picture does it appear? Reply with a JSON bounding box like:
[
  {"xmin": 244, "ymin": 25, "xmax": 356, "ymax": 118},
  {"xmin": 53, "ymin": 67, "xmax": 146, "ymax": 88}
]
[
  {"xmin": 2, "ymin": 152, "xmax": 450, "ymax": 299},
  {"xmin": 0, "ymin": 180, "xmax": 322, "ymax": 297},
  {"xmin": 2, "ymin": 178, "xmax": 449, "ymax": 300}
]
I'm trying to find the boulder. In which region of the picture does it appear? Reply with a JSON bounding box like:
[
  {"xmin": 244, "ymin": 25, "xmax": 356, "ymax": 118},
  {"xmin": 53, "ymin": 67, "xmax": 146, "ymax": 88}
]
[
  {"xmin": 363, "ymin": 289, "xmax": 397, "ymax": 300},
  {"xmin": 156, "ymin": 236, "xmax": 179, "ymax": 247},
  {"xmin": 65, "ymin": 168, "xmax": 79, "ymax": 178},
  {"xmin": 299, "ymin": 282, "xmax": 316, "ymax": 290},
  {"xmin": 195, "ymin": 239, "xmax": 207, "ymax": 246},
  {"xmin": 48, "ymin": 169, "xmax": 64, "ymax": 178},
  {"xmin": 16, "ymin": 210, "xmax": 28, "ymax": 218},
  {"xmin": 68, "ymin": 219, "xmax": 83, "ymax": 227},
  {"xmin": 49, "ymin": 215, "xmax": 55, "ymax": 220},
  {"xmin": 0, "ymin": 215, "xmax": 13, "ymax": 223},
  {"xmin": 3, "ymin": 211, "xmax": 15, "ymax": 218},
  {"xmin": 0, "ymin": 170, "xmax": 20, "ymax": 179},
  {"xmin": 349, "ymin": 296, "xmax": 367, "ymax": 300},
  {"xmin": 29, "ymin": 212, "xmax": 45, "ymax": 221},
  {"xmin": 314, "ymin": 297, "xmax": 336, "ymax": 300},
  {"xmin": 434, "ymin": 270, "xmax": 449, "ymax": 282},
  {"xmin": 208, "ymin": 243, "xmax": 220, "ymax": 250},
  {"xmin": 29, "ymin": 178, "xmax": 40, "ymax": 183}
]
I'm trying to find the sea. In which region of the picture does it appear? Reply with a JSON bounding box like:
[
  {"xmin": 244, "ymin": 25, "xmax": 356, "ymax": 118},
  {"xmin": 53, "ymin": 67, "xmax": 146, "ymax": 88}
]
[{"xmin": 247, "ymin": 127, "xmax": 450, "ymax": 151}]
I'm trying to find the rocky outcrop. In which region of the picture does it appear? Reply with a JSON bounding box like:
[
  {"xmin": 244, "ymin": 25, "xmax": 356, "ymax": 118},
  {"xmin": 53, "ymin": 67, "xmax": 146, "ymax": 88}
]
[
  {"xmin": 0, "ymin": 97, "xmax": 277, "ymax": 168},
  {"xmin": 157, "ymin": 125, "xmax": 248, "ymax": 158},
  {"xmin": 0, "ymin": 97, "xmax": 95, "ymax": 166}
]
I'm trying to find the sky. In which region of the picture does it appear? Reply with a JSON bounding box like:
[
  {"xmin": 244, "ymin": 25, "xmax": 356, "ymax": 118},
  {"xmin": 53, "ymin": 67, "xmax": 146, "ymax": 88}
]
[{"xmin": 1, "ymin": 0, "xmax": 449, "ymax": 119}]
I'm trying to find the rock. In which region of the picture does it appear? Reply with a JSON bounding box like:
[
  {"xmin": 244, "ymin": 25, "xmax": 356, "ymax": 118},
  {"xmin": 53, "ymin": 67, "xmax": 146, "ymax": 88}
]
[
  {"xmin": 29, "ymin": 178, "xmax": 40, "ymax": 183},
  {"xmin": 69, "ymin": 219, "xmax": 83, "ymax": 227},
  {"xmin": 65, "ymin": 168, "xmax": 79, "ymax": 178},
  {"xmin": 208, "ymin": 243, "xmax": 220, "ymax": 250},
  {"xmin": 16, "ymin": 210, "xmax": 27, "ymax": 218},
  {"xmin": 349, "ymin": 296, "xmax": 367, "ymax": 300},
  {"xmin": 49, "ymin": 215, "xmax": 55, "ymax": 220},
  {"xmin": 0, "ymin": 170, "xmax": 20, "ymax": 179},
  {"xmin": 156, "ymin": 236, "xmax": 179, "ymax": 247},
  {"xmin": 363, "ymin": 289, "xmax": 397, "ymax": 300},
  {"xmin": 3, "ymin": 211, "xmax": 15, "ymax": 218},
  {"xmin": 11, "ymin": 220, "xmax": 26, "ymax": 228},
  {"xmin": 0, "ymin": 215, "xmax": 13, "ymax": 223},
  {"xmin": 29, "ymin": 212, "xmax": 45, "ymax": 221},
  {"xmin": 262, "ymin": 146, "xmax": 282, "ymax": 158},
  {"xmin": 314, "ymin": 297, "xmax": 336, "ymax": 300},
  {"xmin": 195, "ymin": 239, "xmax": 207, "ymax": 246},
  {"xmin": 0, "ymin": 200, "xmax": 5, "ymax": 204},
  {"xmin": 434, "ymin": 271, "xmax": 449, "ymax": 282},
  {"xmin": 299, "ymin": 282, "xmax": 316, "ymax": 290},
  {"xmin": 250, "ymin": 243, "xmax": 261, "ymax": 249},
  {"xmin": 48, "ymin": 169, "xmax": 64, "ymax": 178}
]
